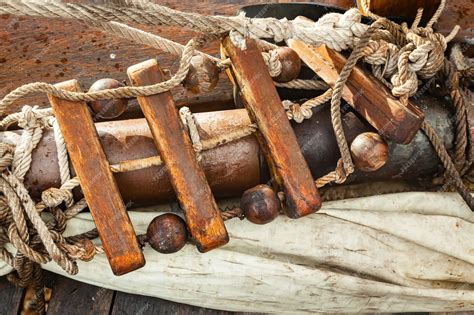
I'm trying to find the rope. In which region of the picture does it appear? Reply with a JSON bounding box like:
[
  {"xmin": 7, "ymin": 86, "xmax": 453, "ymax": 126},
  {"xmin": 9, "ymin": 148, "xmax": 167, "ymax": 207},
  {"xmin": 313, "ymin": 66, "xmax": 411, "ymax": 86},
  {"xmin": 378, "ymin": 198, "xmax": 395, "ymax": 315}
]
[
  {"xmin": 0, "ymin": 0, "xmax": 368, "ymax": 50},
  {"xmin": 421, "ymin": 121, "xmax": 473, "ymax": 208}
]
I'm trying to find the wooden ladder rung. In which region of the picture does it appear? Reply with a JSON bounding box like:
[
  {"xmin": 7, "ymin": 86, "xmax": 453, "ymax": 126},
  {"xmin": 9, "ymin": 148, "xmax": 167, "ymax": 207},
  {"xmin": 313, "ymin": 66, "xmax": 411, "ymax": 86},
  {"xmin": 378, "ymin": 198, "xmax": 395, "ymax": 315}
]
[
  {"xmin": 127, "ymin": 59, "xmax": 229, "ymax": 252},
  {"xmin": 48, "ymin": 80, "xmax": 145, "ymax": 276},
  {"xmin": 221, "ymin": 37, "xmax": 322, "ymax": 218},
  {"xmin": 288, "ymin": 40, "xmax": 424, "ymax": 144}
]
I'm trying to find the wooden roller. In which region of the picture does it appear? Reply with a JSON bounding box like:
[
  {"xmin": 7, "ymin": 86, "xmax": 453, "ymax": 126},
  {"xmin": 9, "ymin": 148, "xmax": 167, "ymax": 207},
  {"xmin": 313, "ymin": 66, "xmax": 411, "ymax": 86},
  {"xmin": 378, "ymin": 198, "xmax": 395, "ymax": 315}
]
[
  {"xmin": 48, "ymin": 80, "xmax": 145, "ymax": 276},
  {"xmin": 221, "ymin": 36, "xmax": 321, "ymax": 218},
  {"xmin": 288, "ymin": 40, "xmax": 425, "ymax": 144},
  {"xmin": 127, "ymin": 59, "xmax": 229, "ymax": 252}
]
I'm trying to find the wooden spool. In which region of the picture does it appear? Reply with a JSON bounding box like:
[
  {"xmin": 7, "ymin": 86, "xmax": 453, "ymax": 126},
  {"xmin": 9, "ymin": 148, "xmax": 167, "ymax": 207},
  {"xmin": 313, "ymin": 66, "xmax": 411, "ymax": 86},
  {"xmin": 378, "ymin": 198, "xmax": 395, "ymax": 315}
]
[
  {"xmin": 127, "ymin": 59, "xmax": 229, "ymax": 252},
  {"xmin": 221, "ymin": 36, "xmax": 321, "ymax": 218},
  {"xmin": 47, "ymin": 80, "xmax": 145, "ymax": 276}
]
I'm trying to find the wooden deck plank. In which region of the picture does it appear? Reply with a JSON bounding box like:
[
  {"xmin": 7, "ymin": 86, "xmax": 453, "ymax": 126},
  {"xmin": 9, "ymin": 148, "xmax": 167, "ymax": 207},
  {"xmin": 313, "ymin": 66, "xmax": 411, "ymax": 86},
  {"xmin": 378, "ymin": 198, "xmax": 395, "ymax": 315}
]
[
  {"xmin": 111, "ymin": 290, "xmax": 260, "ymax": 315},
  {"xmin": 44, "ymin": 271, "xmax": 114, "ymax": 315},
  {"xmin": 0, "ymin": 277, "xmax": 24, "ymax": 315}
]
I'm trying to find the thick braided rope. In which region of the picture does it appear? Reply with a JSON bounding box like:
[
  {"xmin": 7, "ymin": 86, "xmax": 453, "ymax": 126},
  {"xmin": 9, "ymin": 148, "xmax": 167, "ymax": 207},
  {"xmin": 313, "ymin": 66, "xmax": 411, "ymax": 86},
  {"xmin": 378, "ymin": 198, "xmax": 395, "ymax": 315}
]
[
  {"xmin": 330, "ymin": 18, "xmax": 392, "ymax": 175},
  {"xmin": 0, "ymin": 0, "xmax": 368, "ymax": 50},
  {"xmin": 421, "ymin": 121, "xmax": 473, "ymax": 209}
]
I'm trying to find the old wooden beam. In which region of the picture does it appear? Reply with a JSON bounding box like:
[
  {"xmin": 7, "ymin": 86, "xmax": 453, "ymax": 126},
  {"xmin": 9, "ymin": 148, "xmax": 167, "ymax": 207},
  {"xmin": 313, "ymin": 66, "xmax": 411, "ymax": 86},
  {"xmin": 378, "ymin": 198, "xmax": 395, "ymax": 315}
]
[
  {"xmin": 48, "ymin": 80, "xmax": 145, "ymax": 276},
  {"xmin": 127, "ymin": 59, "xmax": 229, "ymax": 252},
  {"xmin": 222, "ymin": 36, "xmax": 321, "ymax": 218},
  {"xmin": 288, "ymin": 40, "xmax": 425, "ymax": 144}
]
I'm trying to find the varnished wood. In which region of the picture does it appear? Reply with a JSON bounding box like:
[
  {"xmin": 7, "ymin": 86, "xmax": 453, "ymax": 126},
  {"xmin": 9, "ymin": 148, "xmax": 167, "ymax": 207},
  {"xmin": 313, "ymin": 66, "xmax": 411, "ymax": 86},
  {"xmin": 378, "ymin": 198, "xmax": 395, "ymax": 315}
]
[
  {"xmin": 289, "ymin": 40, "xmax": 425, "ymax": 144},
  {"xmin": 222, "ymin": 36, "xmax": 321, "ymax": 218},
  {"xmin": 48, "ymin": 80, "xmax": 145, "ymax": 275},
  {"xmin": 146, "ymin": 213, "xmax": 188, "ymax": 254},
  {"xmin": 241, "ymin": 185, "xmax": 280, "ymax": 225},
  {"xmin": 127, "ymin": 59, "xmax": 228, "ymax": 252},
  {"xmin": 350, "ymin": 132, "xmax": 389, "ymax": 172}
]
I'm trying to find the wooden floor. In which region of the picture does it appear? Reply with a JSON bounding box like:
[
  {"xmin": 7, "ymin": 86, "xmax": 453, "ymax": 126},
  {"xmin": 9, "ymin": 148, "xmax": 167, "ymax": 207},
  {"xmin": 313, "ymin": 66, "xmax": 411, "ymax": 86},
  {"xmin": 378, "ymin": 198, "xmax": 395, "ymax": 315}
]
[{"xmin": 0, "ymin": 272, "xmax": 259, "ymax": 315}]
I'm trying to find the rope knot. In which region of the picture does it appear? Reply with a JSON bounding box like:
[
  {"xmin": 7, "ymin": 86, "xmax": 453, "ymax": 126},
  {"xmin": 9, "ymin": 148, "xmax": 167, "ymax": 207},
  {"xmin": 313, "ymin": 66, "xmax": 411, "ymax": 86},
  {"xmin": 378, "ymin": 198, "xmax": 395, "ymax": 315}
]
[
  {"xmin": 41, "ymin": 187, "xmax": 74, "ymax": 209},
  {"xmin": 262, "ymin": 50, "xmax": 282, "ymax": 77},
  {"xmin": 17, "ymin": 106, "xmax": 51, "ymax": 130},
  {"xmin": 0, "ymin": 143, "xmax": 14, "ymax": 172},
  {"xmin": 282, "ymin": 100, "xmax": 312, "ymax": 123}
]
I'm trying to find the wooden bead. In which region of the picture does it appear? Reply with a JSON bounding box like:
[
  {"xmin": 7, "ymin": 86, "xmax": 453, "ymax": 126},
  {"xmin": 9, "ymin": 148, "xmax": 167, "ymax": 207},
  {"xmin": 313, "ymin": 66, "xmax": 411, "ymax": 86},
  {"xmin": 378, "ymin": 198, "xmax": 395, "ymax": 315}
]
[
  {"xmin": 146, "ymin": 213, "xmax": 188, "ymax": 254},
  {"xmin": 240, "ymin": 184, "xmax": 280, "ymax": 225},
  {"xmin": 350, "ymin": 132, "xmax": 389, "ymax": 172},
  {"xmin": 183, "ymin": 55, "xmax": 220, "ymax": 94},
  {"xmin": 88, "ymin": 78, "xmax": 128, "ymax": 119},
  {"xmin": 273, "ymin": 47, "xmax": 302, "ymax": 83}
]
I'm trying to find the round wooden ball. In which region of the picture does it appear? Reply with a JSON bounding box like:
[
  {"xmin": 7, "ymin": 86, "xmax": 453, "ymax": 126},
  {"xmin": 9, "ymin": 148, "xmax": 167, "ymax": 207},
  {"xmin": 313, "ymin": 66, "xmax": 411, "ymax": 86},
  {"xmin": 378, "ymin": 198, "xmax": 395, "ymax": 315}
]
[
  {"xmin": 350, "ymin": 132, "xmax": 389, "ymax": 172},
  {"xmin": 88, "ymin": 78, "xmax": 128, "ymax": 119},
  {"xmin": 240, "ymin": 184, "xmax": 280, "ymax": 225},
  {"xmin": 273, "ymin": 47, "xmax": 302, "ymax": 83},
  {"xmin": 183, "ymin": 55, "xmax": 220, "ymax": 94},
  {"xmin": 146, "ymin": 213, "xmax": 188, "ymax": 254}
]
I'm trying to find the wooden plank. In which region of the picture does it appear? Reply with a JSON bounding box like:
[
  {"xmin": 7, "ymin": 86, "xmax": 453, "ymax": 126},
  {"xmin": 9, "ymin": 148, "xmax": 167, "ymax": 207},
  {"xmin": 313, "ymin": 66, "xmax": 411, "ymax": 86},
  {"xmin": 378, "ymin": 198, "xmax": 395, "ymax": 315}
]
[
  {"xmin": 47, "ymin": 80, "xmax": 145, "ymax": 275},
  {"xmin": 289, "ymin": 40, "xmax": 424, "ymax": 144},
  {"xmin": 111, "ymin": 290, "xmax": 261, "ymax": 315},
  {"xmin": 222, "ymin": 36, "xmax": 321, "ymax": 218},
  {"xmin": 0, "ymin": 277, "xmax": 24, "ymax": 315},
  {"xmin": 127, "ymin": 60, "xmax": 228, "ymax": 252},
  {"xmin": 44, "ymin": 272, "xmax": 114, "ymax": 315}
]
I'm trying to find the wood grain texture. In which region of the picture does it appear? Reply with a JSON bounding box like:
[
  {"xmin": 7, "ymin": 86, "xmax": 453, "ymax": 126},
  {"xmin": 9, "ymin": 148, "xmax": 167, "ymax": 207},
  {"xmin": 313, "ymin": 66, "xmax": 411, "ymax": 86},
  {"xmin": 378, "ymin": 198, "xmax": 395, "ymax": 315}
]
[
  {"xmin": 0, "ymin": 0, "xmax": 357, "ymax": 118},
  {"xmin": 44, "ymin": 271, "xmax": 114, "ymax": 315},
  {"xmin": 289, "ymin": 40, "xmax": 424, "ymax": 144},
  {"xmin": 0, "ymin": 0, "xmax": 469, "ymax": 116},
  {"xmin": 222, "ymin": 37, "xmax": 321, "ymax": 218},
  {"xmin": 127, "ymin": 59, "xmax": 228, "ymax": 252},
  {"xmin": 47, "ymin": 80, "xmax": 144, "ymax": 275},
  {"xmin": 111, "ymin": 290, "xmax": 262, "ymax": 315},
  {"xmin": 0, "ymin": 277, "xmax": 24, "ymax": 315}
]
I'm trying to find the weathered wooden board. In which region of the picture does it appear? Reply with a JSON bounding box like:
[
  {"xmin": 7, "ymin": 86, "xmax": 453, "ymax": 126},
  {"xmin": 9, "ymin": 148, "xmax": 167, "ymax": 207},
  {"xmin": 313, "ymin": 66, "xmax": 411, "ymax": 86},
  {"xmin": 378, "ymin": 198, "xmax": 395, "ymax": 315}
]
[
  {"xmin": 289, "ymin": 40, "xmax": 424, "ymax": 144},
  {"xmin": 222, "ymin": 36, "xmax": 321, "ymax": 218},
  {"xmin": 128, "ymin": 59, "xmax": 228, "ymax": 252},
  {"xmin": 44, "ymin": 271, "xmax": 114, "ymax": 315},
  {"xmin": 48, "ymin": 80, "xmax": 144, "ymax": 275},
  {"xmin": 111, "ymin": 290, "xmax": 261, "ymax": 315},
  {"xmin": 0, "ymin": 277, "xmax": 24, "ymax": 315}
]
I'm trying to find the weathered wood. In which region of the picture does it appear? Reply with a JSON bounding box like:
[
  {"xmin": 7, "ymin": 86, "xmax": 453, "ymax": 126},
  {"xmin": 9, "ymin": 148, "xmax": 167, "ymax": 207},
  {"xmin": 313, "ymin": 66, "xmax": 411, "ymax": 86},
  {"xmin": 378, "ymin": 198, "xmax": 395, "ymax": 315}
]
[
  {"xmin": 127, "ymin": 59, "xmax": 228, "ymax": 252},
  {"xmin": 47, "ymin": 80, "xmax": 144, "ymax": 275},
  {"xmin": 289, "ymin": 40, "xmax": 425, "ymax": 144},
  {"xmin": 44, "ymin": 271, "xmax": 114, "ymax": 315},
  {"xmin": 111, "ymin": 290, "xmax": 260, "ymax": 315},
  {"xmin": 222, "ymin": 36, "xmax": 321, "ymax": 218},
  {"xmin": 0, "ymin": 277, "xmax": 24, "ymax": 315}
]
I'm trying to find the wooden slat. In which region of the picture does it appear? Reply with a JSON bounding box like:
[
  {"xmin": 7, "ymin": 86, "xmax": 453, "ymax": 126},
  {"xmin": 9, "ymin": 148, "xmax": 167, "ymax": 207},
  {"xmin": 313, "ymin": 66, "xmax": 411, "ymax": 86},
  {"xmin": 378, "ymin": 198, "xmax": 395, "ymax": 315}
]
[
  {"xmin": 111, "ymin": 290, "xmax": 262, "ymax": 315},
  {"xmin": 47, "ymin": 80, "xmax": 145, "ymax": 275},
  {"xmin": 44, "ymin": 272, "xmax": 114, "ymax": 315},
  {"xmin": 127, "ymin": 60, "xmax": 228, "ymax": 252},
  {"xmin": 0, "ymin": 277, "xmax": 24, "ymax": 315},
  {"xmin": 222, "ymin": 37, "xmax": 321, "ymax": 218},
  {"xmin": 288, "ymin": 40, "xmax": 424, "ymax": 144}
]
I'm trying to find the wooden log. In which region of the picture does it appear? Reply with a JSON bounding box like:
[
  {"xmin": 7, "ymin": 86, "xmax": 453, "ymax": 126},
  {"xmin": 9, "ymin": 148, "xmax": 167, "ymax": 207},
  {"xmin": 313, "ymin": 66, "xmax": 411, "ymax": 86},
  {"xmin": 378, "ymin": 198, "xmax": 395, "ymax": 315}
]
[
  {"xmin": 288, "ymin": 40, "xmax": 425, "ymax": 144},
  {"xmin": 127, "ymin": 59, "xmax": 228, "ymax": 252},
  {"xmin": 222, "ymin": 36, "xmax": 321, "ymax": 218},
  {"xmin": 47, "ymin": 80, "xmax": 144, "ymax": 276}
]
